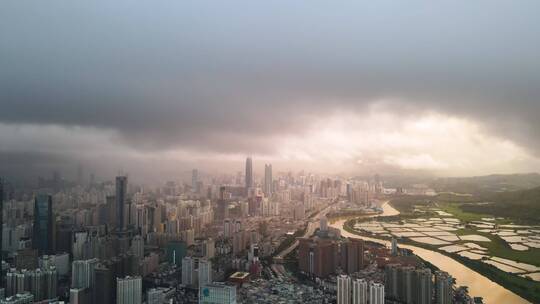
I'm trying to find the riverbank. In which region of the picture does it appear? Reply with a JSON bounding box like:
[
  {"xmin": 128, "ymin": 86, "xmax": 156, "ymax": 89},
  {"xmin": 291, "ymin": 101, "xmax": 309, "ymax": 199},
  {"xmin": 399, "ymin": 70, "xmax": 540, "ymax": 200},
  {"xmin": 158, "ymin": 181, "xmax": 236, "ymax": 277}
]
[
  {"xmin": 343, "ymin": 218, "xmax": 540, "ymax": 304},
  {"xmin": 329, "ymin": 201, "xmax": 531, "ymax": 304}
]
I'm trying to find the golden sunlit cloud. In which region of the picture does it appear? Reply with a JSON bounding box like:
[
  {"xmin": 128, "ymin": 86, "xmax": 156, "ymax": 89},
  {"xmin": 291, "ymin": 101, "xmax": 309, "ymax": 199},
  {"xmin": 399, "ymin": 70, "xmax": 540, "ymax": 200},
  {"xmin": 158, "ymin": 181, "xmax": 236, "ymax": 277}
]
[{"xmin": 270, "ymin": 110, "xmax": 539, "ymax": 175}]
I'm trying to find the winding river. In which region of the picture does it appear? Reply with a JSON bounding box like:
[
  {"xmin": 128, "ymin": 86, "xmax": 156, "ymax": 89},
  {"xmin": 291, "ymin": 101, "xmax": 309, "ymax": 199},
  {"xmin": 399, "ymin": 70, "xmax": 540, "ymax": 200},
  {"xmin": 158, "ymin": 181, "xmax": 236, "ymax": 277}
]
[{"xmin": 329, "ymin": 202, "xmax": 530, "ymax": 304}]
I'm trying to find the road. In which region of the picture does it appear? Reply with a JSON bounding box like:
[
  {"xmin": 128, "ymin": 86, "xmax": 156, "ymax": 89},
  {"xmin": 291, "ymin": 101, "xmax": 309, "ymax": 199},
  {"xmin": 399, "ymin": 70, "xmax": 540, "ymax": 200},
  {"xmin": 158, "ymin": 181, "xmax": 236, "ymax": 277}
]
[{"xmin": 273, "ymin": 200, "xmax": 338, "ymax": 263}]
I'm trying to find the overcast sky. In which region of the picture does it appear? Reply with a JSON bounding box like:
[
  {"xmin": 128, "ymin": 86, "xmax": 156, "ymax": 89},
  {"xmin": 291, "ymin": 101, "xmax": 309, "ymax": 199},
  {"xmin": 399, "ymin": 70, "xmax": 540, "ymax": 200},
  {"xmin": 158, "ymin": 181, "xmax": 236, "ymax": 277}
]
[{"xmin": 1, "ymin": 1, "xmax": 540, "ymax": 182}]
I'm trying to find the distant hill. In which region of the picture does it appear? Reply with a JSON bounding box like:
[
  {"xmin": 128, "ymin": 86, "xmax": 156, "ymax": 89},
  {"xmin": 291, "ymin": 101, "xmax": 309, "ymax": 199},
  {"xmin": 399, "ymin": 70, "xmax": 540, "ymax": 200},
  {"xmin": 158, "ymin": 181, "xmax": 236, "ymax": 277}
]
[
  {"xmin": 431, "ymin": 173, "xmax": 540, "ymax": 195},
  {"xmin": 461, "ymin": 186, "xmax": 540, "ymax": 223}
]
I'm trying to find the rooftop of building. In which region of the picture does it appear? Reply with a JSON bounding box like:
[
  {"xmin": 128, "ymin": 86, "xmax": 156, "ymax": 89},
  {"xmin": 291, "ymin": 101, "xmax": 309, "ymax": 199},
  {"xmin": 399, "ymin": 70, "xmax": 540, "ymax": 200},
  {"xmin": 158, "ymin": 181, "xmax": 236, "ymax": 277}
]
[{"xmin": 229, "ymin": 271, "xmax": 250, "ymax": 279}]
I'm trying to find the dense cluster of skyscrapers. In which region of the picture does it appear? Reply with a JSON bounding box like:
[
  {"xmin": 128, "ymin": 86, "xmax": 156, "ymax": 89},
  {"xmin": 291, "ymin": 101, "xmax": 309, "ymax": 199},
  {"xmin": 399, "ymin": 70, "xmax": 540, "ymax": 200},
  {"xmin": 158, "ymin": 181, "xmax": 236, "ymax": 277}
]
[{"xmin": 0, "ymin": 158, "xmax": 478, "ymax": 303}]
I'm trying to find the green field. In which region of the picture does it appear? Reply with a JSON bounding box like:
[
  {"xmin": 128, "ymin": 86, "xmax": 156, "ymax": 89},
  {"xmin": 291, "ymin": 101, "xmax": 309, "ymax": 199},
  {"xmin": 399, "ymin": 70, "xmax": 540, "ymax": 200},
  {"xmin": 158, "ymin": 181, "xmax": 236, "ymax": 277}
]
[
  {"xmin": 433, "ymin": 202, "xmax": 540, "ymax": 266},
  {"xmin": 450, "ymin": 226, "xmax": 540, "ymax": 266},
  {"xmin": 437, "ymin": 202, "xmax": 487, "ymax": 222}
]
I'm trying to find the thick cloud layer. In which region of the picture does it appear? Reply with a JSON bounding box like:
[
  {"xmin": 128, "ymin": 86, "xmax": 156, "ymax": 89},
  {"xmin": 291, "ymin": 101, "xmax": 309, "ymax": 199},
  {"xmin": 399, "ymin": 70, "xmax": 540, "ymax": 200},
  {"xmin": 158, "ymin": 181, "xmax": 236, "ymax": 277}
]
[{"xmin": 1, "ymin": 1, "xmax": 540, "ymax": 180}]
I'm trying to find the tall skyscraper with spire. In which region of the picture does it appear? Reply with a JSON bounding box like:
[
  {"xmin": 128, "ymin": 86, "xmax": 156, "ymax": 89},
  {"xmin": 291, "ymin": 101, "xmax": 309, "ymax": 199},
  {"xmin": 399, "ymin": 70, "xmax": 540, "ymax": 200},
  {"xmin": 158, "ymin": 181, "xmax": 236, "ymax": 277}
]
[
  {"xmin": 191, "ymin": 169, "xmax": 199, "ymax": 192},
  {"xmin": 264, "ymin": 164, "xmax": 273, "ymax": 197},
  {"xmin": 245, "ymin": 157, "xmax": 253, "ymax": 192},
  {"xmin": 116, "ymin": 176, "xmax": 128, "ymax": 230},
  {"xmin": 77, "ymin": 163, "xmax": 83, "ymax": 185}
]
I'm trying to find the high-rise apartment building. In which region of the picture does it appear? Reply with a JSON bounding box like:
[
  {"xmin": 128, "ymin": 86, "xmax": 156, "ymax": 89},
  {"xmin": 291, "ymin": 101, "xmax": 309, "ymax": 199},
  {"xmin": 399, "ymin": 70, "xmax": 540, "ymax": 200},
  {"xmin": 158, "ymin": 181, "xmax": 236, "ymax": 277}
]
[
  {"xmin": 352, "ymin": 278, "xmax": 368, "ymax": 304},
  {"xmin": 202, "ymin": 238, "xmax": 215, "ymax": 259},
  {"xmin": 182, "ymin": 257, "xmax": 195, "ymax": 286},
  {"xmin": 42, "ymin": 267, "xmax": 58, "ymax": 300},
  {"xmin": 198, "ymin": 259, "xmax": 212, "ymax": 288},
  {"xmin": 386, "ymin": 265, "xmax": 433, "ymax": 304},
  {"xmin": 369, "ymin": 282, "xmax": 385, "ymax": 304},
  {"xmin": 69, "ymin": 287, "xmax": 89, "ymax": 304},
  {"xmin": 435, "ymin": 271, "xmax": 453, "ymax": 304},
  {"xmin": 39, "ymin": 253, "xmax": 69, "ymax": 277},
  {"xmin": 71, "ymin": 259, "xmax": 98, "ymax": 290},
  {"xmin": 298, "ymin": 238, "xmax": 336, "ymax": 278},
  {"xmin": 398, "ymin": 266, "xmax": 415, "ymax": 303},
  {"xmin": 414, "ymin": 268, "xmax": 433, "ymax": 304},
  {"xmin": 6, "ymin": 267, "xmax": 57, "ymax": 301},
  {"xmin": 391, "ymin": 238, "xmax": 398, "ymax": 256},
  {"xmin": 223, "ymin": 219, "xmax": 233, "ymax": 238},
  {"xmin": 116, "ymin": 276, "xmax": 142, "ymax": 304},
  {"xmin": 337, "ymin": 275, "xmax": 351, "ymax": 304},
  {"xmin": 341, "ymin": 238, "xmax": 364, "ymax": 274},
  {"xmin": 385, "ymin": 264, "xmax": 399, "ymax": 299},
  {"xmin": 130, "ymin": 235, "xmax": 144, "ymax": 259},
  {"xmin": 94, "ymin": 263, "xmax": 113, "ymax": 304}
]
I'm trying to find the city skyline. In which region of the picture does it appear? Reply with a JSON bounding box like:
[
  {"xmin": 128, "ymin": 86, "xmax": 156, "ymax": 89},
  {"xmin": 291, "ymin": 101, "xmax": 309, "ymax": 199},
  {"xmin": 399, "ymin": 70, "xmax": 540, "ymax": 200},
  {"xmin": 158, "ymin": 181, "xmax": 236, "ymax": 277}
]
[{"xmin": 0, "ymin": 158, "xmax": 539, "ymax": 302}]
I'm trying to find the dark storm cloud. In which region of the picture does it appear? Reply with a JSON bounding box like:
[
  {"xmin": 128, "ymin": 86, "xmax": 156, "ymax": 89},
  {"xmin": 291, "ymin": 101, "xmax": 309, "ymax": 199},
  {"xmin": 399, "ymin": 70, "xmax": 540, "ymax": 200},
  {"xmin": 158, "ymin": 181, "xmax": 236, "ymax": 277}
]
[{"xmin": 1, "ymin": 1, "xmax": 540, "ymax": 154}]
